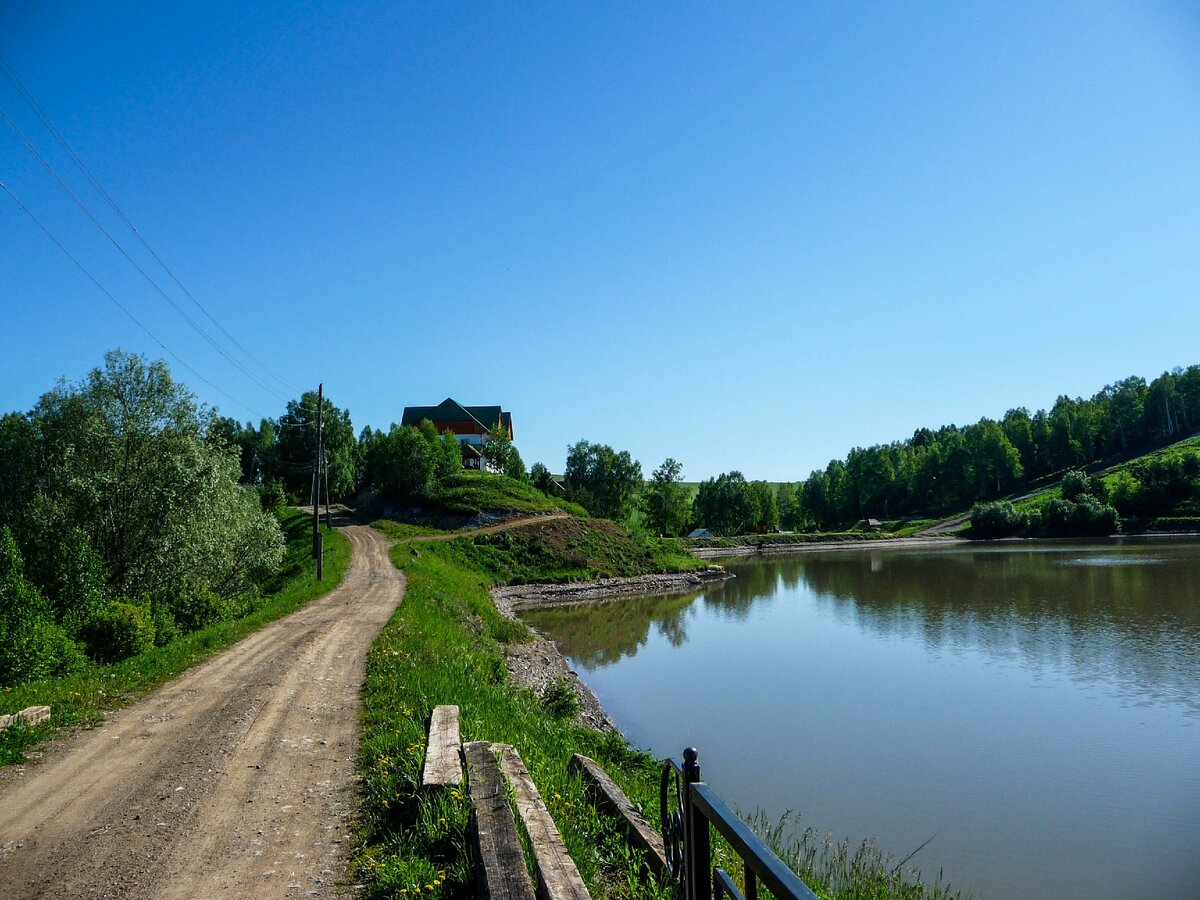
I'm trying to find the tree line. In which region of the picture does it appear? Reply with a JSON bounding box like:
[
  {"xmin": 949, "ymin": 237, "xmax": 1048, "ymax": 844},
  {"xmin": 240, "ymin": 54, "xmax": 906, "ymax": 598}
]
[
  {"xmin": 542, "ymin": 364, "xmax": 1200, "ymax": 538},
  {"xmin": 795, "ymin": 365, "xmax": 1200, "ymax": 529}
]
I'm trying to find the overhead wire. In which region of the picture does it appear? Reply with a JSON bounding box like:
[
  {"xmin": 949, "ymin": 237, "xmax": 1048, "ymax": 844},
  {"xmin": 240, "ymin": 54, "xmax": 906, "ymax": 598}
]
[
  {"xmin": 0, "ymin": 178, "xmax": 264, "ymax": 419},
  {"xmin": 0, "ymin": 53, "xmax": 303, "ymax": 398},
  {"xmin": 0, "ymin": 106, "xmax": 300, "ymax": 406}
]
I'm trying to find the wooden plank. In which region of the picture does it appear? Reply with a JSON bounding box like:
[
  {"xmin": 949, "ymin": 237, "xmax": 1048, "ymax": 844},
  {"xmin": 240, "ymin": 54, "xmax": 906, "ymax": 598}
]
[
  {"xmin": 497, "ymin": 745, "xmax": 591, "ymax": 900},
  {"xmin": 570, "ymin": 753, "xmax": 667, "ymax": 877},
  {"xmin": 422, "ymin": 704, "xmax": 463, "ymax": 787},
  {"xmin": 464, "ymin": 741, "xmax": 537, "ymax": 900},
  {"xmin": 18, "ymin": 706, "xmax": 51, "ymax": 727}
]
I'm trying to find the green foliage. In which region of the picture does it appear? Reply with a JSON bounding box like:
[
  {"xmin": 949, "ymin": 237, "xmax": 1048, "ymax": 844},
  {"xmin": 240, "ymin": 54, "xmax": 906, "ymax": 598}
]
[
  {"xmin": 641, "ymin": 457, "xmax": 692, "ymax": 536},
  {"xmin": 275, "ymin": 391, "xmax": 360, "ymax": 501},
  {"xmin": 793, "ymin": 363, "xmax": 1200, "ymax": 530},
  {"xmin": 483, "ymin": 422, "xmax": 526, "ymax": 481},
  {"xmin": 969, "ymin": 501, "xmax": 1025, "ymax": 537},
  {"xmin": 0, "ymin": 527, "xmax": 86, "ymax": 686},
  {"xmin": 79, "ymin": 601, "xmax": 156, "ymax": 664},
  {"xmin": 8, "ymin": 351, "xmax": 284, "ymax": 607},
  {"xmin": 530, "ymin": 462, "xmax": 554, "ymax": 492},
  {"xmin": 258, "ymin": 479, "xmax": 287, "ymax": 513},
  {"xmin": 540, "ymin": 677, "xmax": 583, "ymax": 719},
  {"xmin": 693, "ymin": 471, "xmax": 772, "ymax": 535},
  {"xmin": 564, "ymin": 440, "xmax": 643, "ymax": 521}
]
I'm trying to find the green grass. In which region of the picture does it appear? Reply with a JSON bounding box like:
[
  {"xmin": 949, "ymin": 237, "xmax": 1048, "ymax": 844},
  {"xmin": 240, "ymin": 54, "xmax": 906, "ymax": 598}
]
[
  {"xmin": 0, "ymin": 508, "xmax": 350, "ymax": 766},
  {"xmin": 429, "ymin": 471, "xmax": 589, "ymax": 517},
  {"xmin": 456, "ymin": 517, "xmax": 703, "ymax": 583},
  {"xmin": 355, "ymin": 519, "xmax": 965, "ymax": 899}
]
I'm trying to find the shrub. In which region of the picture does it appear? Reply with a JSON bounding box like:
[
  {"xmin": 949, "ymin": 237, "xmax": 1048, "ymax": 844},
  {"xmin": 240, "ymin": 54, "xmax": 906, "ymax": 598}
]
[
  {"xmin": 259, "ymin": 479, "xmax": 287, "ymax": 513},
  {"xmin": 80, "ymin": 601, "xmax": 156, "ymax": 664},
  {"xmin": 0, "ymin": 618, "xmax": 87, "ymax": 686},
  {"xmin": 169, "ymin": 587, "xmax": 230, "ymax": 634},
  {"xmin": 970, "ymin": 501, "xmax": 1026, "ymax": 537}
]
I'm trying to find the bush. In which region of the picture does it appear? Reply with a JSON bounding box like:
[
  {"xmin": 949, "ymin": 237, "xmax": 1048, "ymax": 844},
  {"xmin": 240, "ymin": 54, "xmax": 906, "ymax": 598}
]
[
  {"xmin": 970, "ymin": 501, "xmax": 1026, "ymax": 537},
  {"xmin": 0, "ymin": 618, "xmax": 87, "ymax": 686},
  {"xmin": 1033, "ymin": 496, "xmax": 1120, "ymax": 537},
  {"xmin": 259, "ymin": 479, "xmax": 287, "ymax": 513},
  {"xmin": 80, "ymin": 601, "xmax": 156, "ymax": 664},
  {"xmin": 169, "ymin": 587, "xmax": 230, "ymax": 634}
]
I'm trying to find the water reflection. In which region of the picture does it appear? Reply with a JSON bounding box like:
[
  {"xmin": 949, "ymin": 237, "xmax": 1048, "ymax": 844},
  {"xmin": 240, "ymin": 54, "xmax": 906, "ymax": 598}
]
[{"xmin": 524, "ymin": 540, "xmax": 1200, "ymax": 715}]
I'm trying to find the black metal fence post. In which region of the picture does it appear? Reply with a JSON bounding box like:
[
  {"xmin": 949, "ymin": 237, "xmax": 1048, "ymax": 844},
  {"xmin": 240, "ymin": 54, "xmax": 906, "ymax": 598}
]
[{"xmin": 683, "ymin": 747, "xmax": 711, "ymax": 900}]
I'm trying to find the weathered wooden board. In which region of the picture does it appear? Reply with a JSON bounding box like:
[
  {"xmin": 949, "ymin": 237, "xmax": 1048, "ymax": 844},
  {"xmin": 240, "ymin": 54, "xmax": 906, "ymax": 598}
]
[
  {"xmin": 0, "ymin": 706, "xmax": 51, "ymax": 732},
  {"xmin": 464, "ymin": 741, "xmax": 537, "ymax": 900},
  {"xmin": 570, "ymin": 753, "xmax": 667, "ymax": 877},
  {"xmin": 422, "ymin": 704, "xmax": 463, "ymax": 787},
  {"xmin": 497, "ymin": 745, "xmax": 591, "ymax": 900},
  {"xmin": 19, "ymin": 706, "xmax": 51, "ymax": 727}
]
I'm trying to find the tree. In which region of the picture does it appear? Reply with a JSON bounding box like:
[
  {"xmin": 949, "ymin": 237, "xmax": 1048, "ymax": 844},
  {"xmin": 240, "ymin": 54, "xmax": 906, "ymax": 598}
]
[
  {"xmin": 483, "ymin": 423, "xmax": 526, "ymax": 480},
  {"xmin": 692, "ymin": 471, "xmax": 756, "ymax": 536},
  {"xmin": 22, "ymin": 351, "xmax": 283, "ymax": 616},
  {"xmin": 275, "ymin": 391, "xmax": 361, "ymax": 502},
  {"xmin": 564, "ymin": 441, "xmax": 642, "ymax": 520},
  {"xmin": 530, "ymin": 462, "xmax": 554, "ymax": 493},
  {"xmin": 642, "ymin": 458, "xmax": 692, "ymax": 536}
]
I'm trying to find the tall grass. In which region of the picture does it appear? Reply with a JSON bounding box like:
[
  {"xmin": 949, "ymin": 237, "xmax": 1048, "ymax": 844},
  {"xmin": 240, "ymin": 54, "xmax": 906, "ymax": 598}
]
[{"xmin": 0, "ymin": 509, "xmax": 349, "ymax": 765}]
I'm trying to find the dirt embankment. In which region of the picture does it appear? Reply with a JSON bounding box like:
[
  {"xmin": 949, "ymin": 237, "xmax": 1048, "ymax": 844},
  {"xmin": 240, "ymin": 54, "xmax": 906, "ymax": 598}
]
[{"xmin": 0, "ymin": 524, "xmax": 404, "ymax": 900}]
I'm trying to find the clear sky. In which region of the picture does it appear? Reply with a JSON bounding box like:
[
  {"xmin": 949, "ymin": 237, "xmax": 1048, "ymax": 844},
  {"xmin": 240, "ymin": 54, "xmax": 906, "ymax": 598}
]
[{"xmin": 3, "ymin": 2, "xmax": 1199, "ymax": 481}]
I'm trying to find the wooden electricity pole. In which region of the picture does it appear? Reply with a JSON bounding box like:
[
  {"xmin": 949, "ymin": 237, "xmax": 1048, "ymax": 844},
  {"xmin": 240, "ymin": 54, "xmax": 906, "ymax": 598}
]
[{"xmin": 312, "ymin": 383, "xmax": 324, "ymax": 579}]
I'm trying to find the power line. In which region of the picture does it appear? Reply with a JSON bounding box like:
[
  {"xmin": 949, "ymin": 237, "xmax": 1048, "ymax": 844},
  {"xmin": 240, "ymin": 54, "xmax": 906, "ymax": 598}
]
[
  {"xmin": 0, "ymin": 178, "xmax": 265, "ymax": 419},
  {"xmin": 0, "ymin": 107, "xmax": 302, "ymax": 407},
  {"xmin": 0, "ymin": 54, "xmax": 303, "ymax": 398}
]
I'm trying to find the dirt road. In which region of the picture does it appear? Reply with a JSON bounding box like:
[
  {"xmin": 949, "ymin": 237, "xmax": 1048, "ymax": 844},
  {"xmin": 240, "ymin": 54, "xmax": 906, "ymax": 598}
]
[{"xmin": 0, "ymin": 524, "xmax": 403, "ymax": 899}]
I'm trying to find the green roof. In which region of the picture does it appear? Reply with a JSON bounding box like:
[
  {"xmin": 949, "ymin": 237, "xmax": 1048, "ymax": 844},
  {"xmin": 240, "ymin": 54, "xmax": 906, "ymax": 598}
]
[{"xmin": 400, "ymin": 398, "xmax": 513, "ymax": 437}]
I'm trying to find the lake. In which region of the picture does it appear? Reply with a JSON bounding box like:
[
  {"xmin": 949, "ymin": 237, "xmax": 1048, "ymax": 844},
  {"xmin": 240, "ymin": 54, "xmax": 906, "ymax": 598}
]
[{"xmin": 522, "ymin": 539, "xmax": 1200, "ymax": 900}]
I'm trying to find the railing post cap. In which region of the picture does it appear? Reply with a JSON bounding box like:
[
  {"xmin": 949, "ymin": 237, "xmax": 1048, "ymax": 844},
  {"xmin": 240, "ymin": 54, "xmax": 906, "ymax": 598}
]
[{"xmin": 683, "ymin": 747, "xmax": 699, "ymax": 763}]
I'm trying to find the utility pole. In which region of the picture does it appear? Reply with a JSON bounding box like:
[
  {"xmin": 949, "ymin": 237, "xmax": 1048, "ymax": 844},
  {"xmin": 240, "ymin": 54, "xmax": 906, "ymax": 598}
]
[
  {"xmin": 323, "ymin": 445, "xmax": 332, "ymax": 530},
  {"xmin": 313, "ymin": 383, "xmax": 324, "ymax": 579}
]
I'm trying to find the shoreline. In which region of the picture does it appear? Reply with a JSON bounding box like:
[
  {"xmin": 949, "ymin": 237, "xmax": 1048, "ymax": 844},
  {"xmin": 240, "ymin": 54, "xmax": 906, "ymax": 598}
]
[
  {"xmin": 491, "ymin": 568, "xmax": 732, "ymax": 732},
  {"xmin": 689, "ymin": 534, "xmax": 969, "ymax": 557}
]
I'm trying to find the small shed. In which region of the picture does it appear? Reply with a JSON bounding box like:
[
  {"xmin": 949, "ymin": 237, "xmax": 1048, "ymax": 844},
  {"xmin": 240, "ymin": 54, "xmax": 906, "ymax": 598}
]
[
  {"xmin": 688, "ymin": 528, "xmax": 714, "ymax": 538},
  {"xmin": 865, "ymin": 518, "xmax": 883, "ymax": 531}
]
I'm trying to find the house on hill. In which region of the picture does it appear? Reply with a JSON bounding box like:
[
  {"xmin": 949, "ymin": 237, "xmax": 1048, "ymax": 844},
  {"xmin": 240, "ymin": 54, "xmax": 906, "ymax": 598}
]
[{"xmin": 400, "ymin": 398, "xmax": 513, "ymax": 472}]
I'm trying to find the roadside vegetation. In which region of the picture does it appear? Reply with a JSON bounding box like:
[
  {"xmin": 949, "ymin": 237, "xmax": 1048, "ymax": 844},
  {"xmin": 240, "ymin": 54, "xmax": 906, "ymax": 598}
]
[
  {"xmin": 0, "ymin": 352, "xmax": 293, "ymax": 692},
  {"xmin": 355, "ymin": 510, "xmax": 965, "ymax": 899},
  {"xmin": 0, "ymin": 508, "xmax": 348, "ymax": 764}
]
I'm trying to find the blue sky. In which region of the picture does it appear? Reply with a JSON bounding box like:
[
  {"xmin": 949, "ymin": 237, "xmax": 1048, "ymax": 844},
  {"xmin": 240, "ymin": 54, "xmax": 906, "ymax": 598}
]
[{"xmin": 3, "ymin": 2, "xmax": 1199, "ymax": 481}]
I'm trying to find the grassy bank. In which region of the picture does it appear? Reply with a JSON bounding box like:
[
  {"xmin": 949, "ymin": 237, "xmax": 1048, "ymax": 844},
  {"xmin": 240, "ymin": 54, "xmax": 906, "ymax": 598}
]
[
  {"xmin": 355, "ymin": 519, "xmax": 966, "ymax": 899},
  {"xmin": 0, "ymin": 509, "xmax": 349, "ymax": 765}
]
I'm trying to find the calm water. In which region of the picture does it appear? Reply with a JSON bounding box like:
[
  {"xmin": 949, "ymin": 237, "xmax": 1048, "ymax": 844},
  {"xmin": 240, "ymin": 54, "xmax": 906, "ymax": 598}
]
[{"xmin": 523, "ymin": 539, "xmax": 1200, "ymax": 900}]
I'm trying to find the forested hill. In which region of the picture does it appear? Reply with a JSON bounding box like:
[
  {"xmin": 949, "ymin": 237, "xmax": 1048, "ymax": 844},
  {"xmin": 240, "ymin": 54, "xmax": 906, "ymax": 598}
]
[{"xmin": 794, "ymin": 364, "xmax": 1199, "ymax": 528}]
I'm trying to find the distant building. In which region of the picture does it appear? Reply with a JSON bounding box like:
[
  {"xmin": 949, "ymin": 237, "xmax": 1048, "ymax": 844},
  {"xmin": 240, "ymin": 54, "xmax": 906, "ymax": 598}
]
[
  {"xmin": 400, "ymin": 398, "xmax": 513, "ymax": 472},
  {"xmin": 688, "ymin": 528, "xmax": 714, "ymax": 538}
]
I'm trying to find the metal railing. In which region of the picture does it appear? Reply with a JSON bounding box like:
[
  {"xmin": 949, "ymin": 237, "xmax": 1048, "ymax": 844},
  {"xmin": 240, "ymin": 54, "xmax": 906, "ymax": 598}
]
[{"xmin": 661, "ymin": 748, "xmax": 820, "ymax": 900}]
